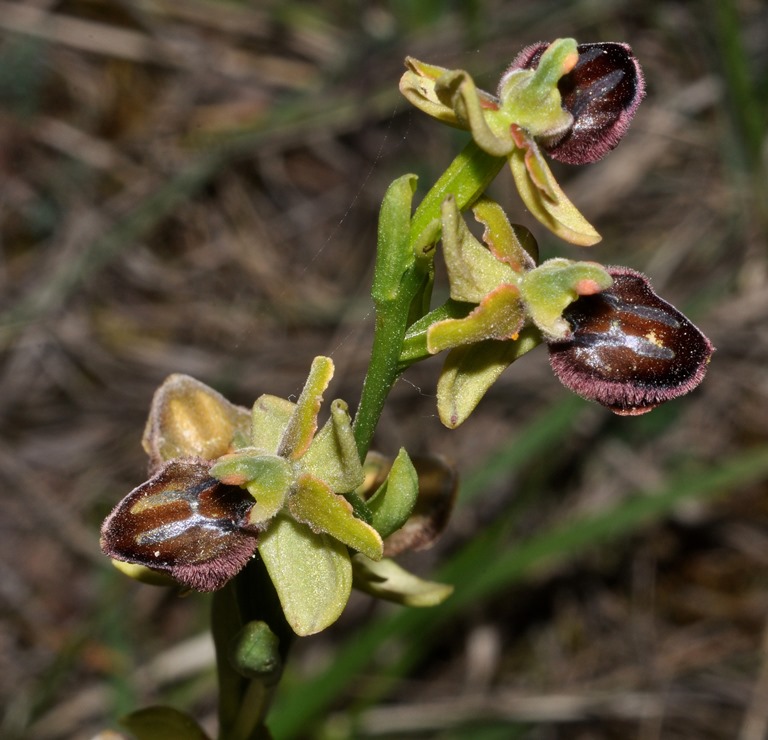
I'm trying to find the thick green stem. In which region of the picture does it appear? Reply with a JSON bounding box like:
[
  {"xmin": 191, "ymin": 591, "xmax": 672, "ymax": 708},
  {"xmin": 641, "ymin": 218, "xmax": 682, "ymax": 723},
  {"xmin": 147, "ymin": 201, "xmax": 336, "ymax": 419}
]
[
  {"xmin": 409, "ymin": 140, "xmax": 504, "ymax": 251},
  {"xmin": 353, "ymin": 140, "xmax": 504, "ymax": 460}
]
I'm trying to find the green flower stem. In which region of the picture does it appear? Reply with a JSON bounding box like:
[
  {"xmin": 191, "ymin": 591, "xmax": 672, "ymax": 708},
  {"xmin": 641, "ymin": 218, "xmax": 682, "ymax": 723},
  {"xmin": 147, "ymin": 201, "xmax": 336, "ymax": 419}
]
[
  {"xmin": 228, "ymin": 680, "xmax": 272, "ymax": 740},
  {"xmin": 408, "ymin": 140, "xmax": 504, "ymax": 253},
  {"xmin": 353, "ymin": 141, "xmax": 504, "ymax": 460},
  {"xmin": 213, "ymin": 558, "xmax": 292, "ymax": 739},
  {"xmin": 353, "ymin": 269, "xmax": 426, "ymax": 460}
]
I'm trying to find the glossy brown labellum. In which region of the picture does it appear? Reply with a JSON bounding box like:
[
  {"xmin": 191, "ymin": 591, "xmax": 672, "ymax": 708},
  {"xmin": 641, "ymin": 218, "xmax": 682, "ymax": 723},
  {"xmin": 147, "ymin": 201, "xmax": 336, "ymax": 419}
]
[
  {"xmin": 101, "ymin": 458, "xmax": 258, "ymax": 591},
  {"xmin": 508, "ymin": 41, "xmax": 645, "ymax": 164},
  {"xmin": 548, "ymin": 267, "xmax": 714, "ymax": 415}
]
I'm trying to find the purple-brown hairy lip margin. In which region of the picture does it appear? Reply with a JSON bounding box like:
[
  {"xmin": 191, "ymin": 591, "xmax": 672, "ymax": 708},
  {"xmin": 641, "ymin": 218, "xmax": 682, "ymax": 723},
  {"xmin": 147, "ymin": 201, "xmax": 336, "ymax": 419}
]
[
  {"xmin": 100, "ymin": 458, "xmax": 259, "ymax": 592},
  {"xmin": 506, "ymin": 41, "xmax": 645, "ymax": 165},
  {"xmin": 547, "ymin": 266, "xmax": 714, "ymax": 415}
]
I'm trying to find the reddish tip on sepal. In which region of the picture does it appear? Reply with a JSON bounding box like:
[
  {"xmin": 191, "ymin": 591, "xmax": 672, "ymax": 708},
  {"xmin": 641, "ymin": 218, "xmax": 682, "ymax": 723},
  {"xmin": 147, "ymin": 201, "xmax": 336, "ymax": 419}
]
[
  {"xmin": 547, "ymin": 267, "xmax": 714, "ymax": 415},
  {"xmin": 100, "ymin": 459, "xmax": 259, "ymax": 592},
  {"xmin": 508, "ymin": 41, "xmax": 645, "ymax": 165}
]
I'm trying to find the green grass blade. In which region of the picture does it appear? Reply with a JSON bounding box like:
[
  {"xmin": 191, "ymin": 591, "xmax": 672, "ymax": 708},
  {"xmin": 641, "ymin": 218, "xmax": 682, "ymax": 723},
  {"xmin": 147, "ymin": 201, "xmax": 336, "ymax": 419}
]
[{"xmin": 269, "ymin": 444, "xmax": 768, "ymax": 738}]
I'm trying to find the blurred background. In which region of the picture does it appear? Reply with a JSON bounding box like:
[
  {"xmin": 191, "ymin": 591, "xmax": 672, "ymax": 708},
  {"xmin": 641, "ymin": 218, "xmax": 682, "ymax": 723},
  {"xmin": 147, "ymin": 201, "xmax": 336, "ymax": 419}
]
[{"xmin": 1, "ymin": 0, "xmax": 767, "ymax": 738}]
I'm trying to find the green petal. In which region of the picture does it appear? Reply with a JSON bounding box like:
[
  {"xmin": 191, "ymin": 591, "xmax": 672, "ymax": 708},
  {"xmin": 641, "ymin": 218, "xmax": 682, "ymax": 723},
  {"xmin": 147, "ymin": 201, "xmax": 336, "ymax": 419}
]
[
  {"xmin": 441, "ymin": 196, "xmax": 519, "ymax": 303},
  {"xmin": 142, "ymin": 374, "xmax": 250, "ymax": 469},
  {"xmin": 400, "ymin": 57, "xmax": 461, "ymax": 126},
  {"xmin": 498, "ymin": 38, "xmax": 576, "ymax": 139},
  {"xmin": 352, "ymin": 554, "xmax": 453, "ymax": 607},
  {"xmin": 427, "ymin": 284, "xmax": 524, "ymax": 353},
  {"xmin": 250, "ymin": 394, "xmax": 295, "ymax": 454},
  {"xmin": 259, "ymin": 515, "xmax": 352, "ymax": 636},
  {"xmin": 278, "ymin": 356, "xmax": 334, "ymax": 460},
  {"xmin": 519, "ymin": 258, "xmax": 613, "ymax": 340},
  {"xmin": 301, "ymin": 399, "xmax": 364, "ymax": 493},
  {"xmin": 289, "ymin": 474, "xmax": 383, "ymax": 560},
  {"xmin": 436, "ymin": 329, "xmax": 541, "ymax": 428},
  {"xmin": 210, "ymin": 451, "xmax": 293, "ymax": 525},
  {"xmin": 508, "ymin": 126, "xmax": 601, "ymax": 246},
  {"xmin": 472, "ymin": 198, "xmax": 538, "ymax": 269},
  {"xmin": 366, "ymin": 448, "xmax": 418, "ymax": 539}
]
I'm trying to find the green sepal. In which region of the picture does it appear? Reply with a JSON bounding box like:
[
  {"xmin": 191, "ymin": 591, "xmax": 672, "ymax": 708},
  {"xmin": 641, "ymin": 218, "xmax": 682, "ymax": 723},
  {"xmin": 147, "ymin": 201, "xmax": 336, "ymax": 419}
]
[
  {"xmin": 436, "ymin": 327, "xmax": 541, "ymax": 429},
  {"xmin": 110, "ymin": 559, "xmax": 179, "ymax": 588},
  {"xmin": 119, "ymin": 706, "xmax": 211, "ymax": 740},
  {"xmin": 258, "ymin": 514, "xmax": 352, "ymax": 636},
  {"xmin": 289, "ymin": 474, "xmax": 383, "ymax": 560},
  {"xmin": 301, "ymin": 399, "xmax": 364, "ymax": 493},
  {"xmin": 498, "ymin": 38, "xmax": 577, "ymax": 138},
  {"xmin": 520, "ymin": 258, "xmax": 613, "ymax": 340},
  {"xmin": 372, "ymin": 174, "xmax": 418, "ymax": 303},
  {"xmin": 251, "ymin": 394, "xmax": 295, "ymax": 454},
  {"xmin": 399, "ymin": 57, "xmax": 462, "ymax": 126},
  {"xmin": 441, "ymin": 196, "xmax": 519, "ymax": 303},
  {"xmin": 229, "ymin": 621, "xmax": 282, "ymax": 684},
  {"xmin": 427, "ymin": 284, "xmax": 525, "ymax": 353},
  {"xmin": 508, "ymin": 126, "xmax": 601, "ymax": 246},
  {"xmin": 366, "ymin": 448, "xmax": 418, "ymax": 539},
  {"xmin": 278, "ymin": 356, "xmax": 334, "ymax": 460},
  {"xmin": 472, "ymin": 198, "xmax": 538, "ymax": 269},
  {"xmin": 352, "ymin": 554, "xmax": 454, "ymax": 607},
  {"xmin": 142, "ymin": 374, "xmax": 250, "ymax": 469}
]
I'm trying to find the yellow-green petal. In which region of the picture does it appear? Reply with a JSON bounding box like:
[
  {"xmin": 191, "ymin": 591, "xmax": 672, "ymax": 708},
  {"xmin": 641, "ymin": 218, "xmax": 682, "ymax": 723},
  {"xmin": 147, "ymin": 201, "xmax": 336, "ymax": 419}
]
[
  {"xmin": 508, "ymin": 127, "xmax": 601, "ymax": 247},
  {"xmin": 301, "ymin": 399, "xmax": 364, "ymax": 493},
  {"xmin": 289, "ymin": 474, "xmax": 383, "ymax": 561},
  {"xmin": 427, "ymin": 284, "xmax": 524, "ymax": 353},
  {"xmin": 278, "ymin": 356, "xmax": 334, "ymax": 460},
  {"xmin": 352, "ymin": 554, "xmax": 453, "ymax": 607}
]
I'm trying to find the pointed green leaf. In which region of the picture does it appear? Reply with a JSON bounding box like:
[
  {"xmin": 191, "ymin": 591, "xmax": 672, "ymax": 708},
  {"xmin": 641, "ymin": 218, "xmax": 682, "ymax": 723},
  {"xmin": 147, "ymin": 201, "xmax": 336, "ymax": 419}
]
[
  {"xmin": 508, "ymin": 127, "xmax": 601, "ymax": 246},
  {"xmin": 259, "ymin": 515, "xmax": 352, "ymax": 636},
  {"xmin": 278, "ymin": 356, "xmax": 334, "ymax": 460},
  {"xmin": 366, "ymin": 448, "xmax": 418, "ymax": 539},
  {"xmin": 372, "ymin": 174, "xmax": 417, "ymax": 303},
  {"xmin": 437, "ymin": 328, "xmax": 541, "ymax": 428},
  {"xmin": 251, "ymin": 394, "xmax": 295, "ymax": 454},
  {"xmin": 352, "ymin": 554, "xmax": 453, "ymax": 607},
  {"xmin": 301, "ymin": 399, "xmax": 364, "ymax": 493},
  {"xmin": 427, "ymin": 284, "xmax": 524, "ymax": 353},
  {"xmin": 289, "ymin": 474, "xmax": 383, "ymax": 560},
  {"xmin": 520, "ymin": 258, "xmax": 613, "ymax": 340},
  {"xmin": 119, "ymin": 706, "xmax": 210, "ymax": 740}
]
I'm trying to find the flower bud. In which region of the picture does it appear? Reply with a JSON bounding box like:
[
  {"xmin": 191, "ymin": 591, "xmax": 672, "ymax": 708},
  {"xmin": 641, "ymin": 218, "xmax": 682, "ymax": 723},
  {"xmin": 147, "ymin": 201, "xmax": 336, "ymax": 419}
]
[
  {"xmin": 547, "ymin": 267, "xmax": 713, "ymax": 415},
  {"xmin": 507, "ymin": 42, "xmax": 645, "ymax": 164}
]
